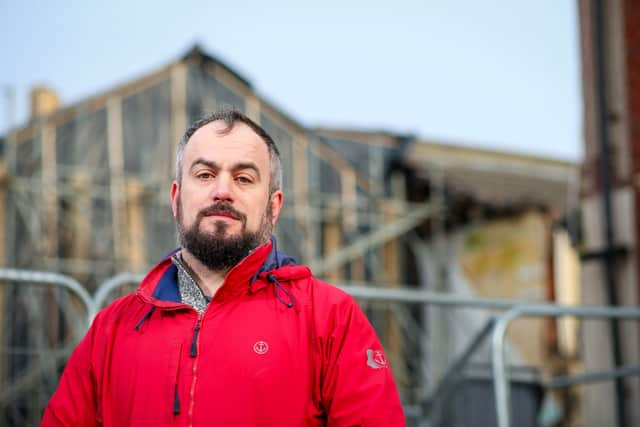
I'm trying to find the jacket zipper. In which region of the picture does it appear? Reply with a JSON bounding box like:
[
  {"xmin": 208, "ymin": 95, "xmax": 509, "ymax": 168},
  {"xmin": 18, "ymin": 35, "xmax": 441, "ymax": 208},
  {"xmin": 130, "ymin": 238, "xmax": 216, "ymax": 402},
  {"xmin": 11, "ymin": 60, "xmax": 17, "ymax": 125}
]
[
  {"xmin": 190, "ymin": 320, "xmax": 201, "ymax": 357},
  {"xmin": 188, "ymin": 314, "xmax": 204, "ymax": 426}
]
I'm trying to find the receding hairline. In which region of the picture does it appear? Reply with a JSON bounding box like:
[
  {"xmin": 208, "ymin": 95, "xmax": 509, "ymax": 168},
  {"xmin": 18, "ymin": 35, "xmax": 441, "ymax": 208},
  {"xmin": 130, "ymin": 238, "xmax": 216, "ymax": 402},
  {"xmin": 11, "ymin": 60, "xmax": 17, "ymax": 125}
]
[
  {"xmin": 190, "ymin": 118, "xmax": 256, "ymax": 139},
  {"xmin": 185, "ymin": 121, "xmax": 274, "ymax": 161}
]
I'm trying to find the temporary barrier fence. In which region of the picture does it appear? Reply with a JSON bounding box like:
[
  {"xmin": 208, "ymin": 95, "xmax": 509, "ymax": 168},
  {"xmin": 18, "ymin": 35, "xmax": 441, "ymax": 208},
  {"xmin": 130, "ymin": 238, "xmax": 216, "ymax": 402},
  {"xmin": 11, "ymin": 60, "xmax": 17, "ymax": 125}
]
[
  {"xmin": 2, "ymin": 268, "xmax": 640, "ymax": 427},
  {"xmin": 0, "ymin": 269, "xmax": 96, "ymax": 426},
  {"xmin": 491, "ymin": 304, "xmax": 640, "ymax": 427},
  {"xmin": 0, "ymin": 269, "xmax": 95, "ymax": 328}
]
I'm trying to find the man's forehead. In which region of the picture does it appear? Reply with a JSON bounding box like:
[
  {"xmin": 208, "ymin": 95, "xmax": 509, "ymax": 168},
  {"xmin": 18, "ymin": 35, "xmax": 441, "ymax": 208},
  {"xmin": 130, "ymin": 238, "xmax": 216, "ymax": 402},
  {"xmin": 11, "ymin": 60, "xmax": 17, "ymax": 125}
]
[{"xmin": 185, "ymin": 121, "xmax": 269, "ymax": 161}]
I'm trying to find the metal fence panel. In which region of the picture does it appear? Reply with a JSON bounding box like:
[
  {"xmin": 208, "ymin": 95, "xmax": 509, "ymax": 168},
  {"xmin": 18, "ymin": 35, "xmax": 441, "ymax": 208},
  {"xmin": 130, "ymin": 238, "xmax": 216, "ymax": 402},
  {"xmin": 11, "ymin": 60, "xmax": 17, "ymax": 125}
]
[
  {"xmin": 5, "ymin": 268, "xmax": 639, "ymax": 427},
  {"xmin": 0, "ymin": 269, "xmax": 93, "ymax": 427},
  {"xmin": 491, "ymin": 304, "xmax": 640, "ymax": 427}
]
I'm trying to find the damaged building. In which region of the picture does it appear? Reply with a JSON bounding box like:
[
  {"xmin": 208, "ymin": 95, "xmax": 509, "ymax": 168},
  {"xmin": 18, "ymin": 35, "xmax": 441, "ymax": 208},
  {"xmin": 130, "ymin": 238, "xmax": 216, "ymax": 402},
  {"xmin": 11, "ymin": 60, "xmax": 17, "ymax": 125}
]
[{"xmin": 0, "ymin": 45, "xmax": 586, "ymax": 426}]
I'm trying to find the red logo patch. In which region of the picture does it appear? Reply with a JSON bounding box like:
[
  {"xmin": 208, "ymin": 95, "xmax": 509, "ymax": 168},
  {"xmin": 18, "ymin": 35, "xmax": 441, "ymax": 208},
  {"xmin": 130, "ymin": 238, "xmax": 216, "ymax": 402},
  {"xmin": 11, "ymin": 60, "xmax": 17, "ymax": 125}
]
[
  {"xmin": 366, "ymin": 349, "xmax": 388, "ymax": 369},
  {"xmin": 373, "ymin": 350, "xmax": 387, "ymax": 367}
]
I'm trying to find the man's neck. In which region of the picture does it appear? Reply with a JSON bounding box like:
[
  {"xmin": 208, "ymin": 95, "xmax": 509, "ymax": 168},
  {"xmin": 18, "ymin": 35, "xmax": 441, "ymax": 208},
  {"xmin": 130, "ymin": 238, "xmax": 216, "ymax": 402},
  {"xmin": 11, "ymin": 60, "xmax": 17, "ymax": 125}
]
[{"xmin": 179, "ymin": 250, "xmax": 229, "ymax": 297}]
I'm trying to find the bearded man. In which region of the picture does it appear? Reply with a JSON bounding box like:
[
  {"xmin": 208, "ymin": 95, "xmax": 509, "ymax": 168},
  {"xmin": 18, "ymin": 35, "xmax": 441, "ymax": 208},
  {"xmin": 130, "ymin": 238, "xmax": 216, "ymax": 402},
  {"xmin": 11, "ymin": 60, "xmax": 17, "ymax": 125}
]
[{"xmin": 42, "ymin": 109, "xmax": 405, "ymax": 426}]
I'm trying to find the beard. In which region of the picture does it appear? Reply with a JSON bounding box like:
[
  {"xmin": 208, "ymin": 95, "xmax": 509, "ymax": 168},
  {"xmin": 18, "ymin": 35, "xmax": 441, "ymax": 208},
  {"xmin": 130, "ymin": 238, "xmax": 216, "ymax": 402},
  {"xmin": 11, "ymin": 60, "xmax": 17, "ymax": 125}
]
[{"xmin": 176, "ymin": 197, "xmax": 273, "ymax": 272}]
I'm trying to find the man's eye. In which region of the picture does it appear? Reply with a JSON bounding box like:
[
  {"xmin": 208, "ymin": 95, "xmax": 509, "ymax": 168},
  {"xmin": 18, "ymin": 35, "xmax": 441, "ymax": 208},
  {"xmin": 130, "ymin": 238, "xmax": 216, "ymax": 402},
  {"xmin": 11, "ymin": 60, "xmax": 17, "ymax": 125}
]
[
  {"xmin": 197, "ymin": 172, "xmax": 214, "ymax": 179},
  {"xmin": 236, "ymin": 176, "xmax": 252, "ymax": 184}
]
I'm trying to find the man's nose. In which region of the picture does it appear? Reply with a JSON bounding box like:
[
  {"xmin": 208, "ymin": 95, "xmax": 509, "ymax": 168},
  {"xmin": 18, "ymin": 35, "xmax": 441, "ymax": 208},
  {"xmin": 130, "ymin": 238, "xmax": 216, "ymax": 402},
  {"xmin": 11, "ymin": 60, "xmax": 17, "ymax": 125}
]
[{"xmin": 212, "ymin": 174, "xmax": 234, "ymax": 203}]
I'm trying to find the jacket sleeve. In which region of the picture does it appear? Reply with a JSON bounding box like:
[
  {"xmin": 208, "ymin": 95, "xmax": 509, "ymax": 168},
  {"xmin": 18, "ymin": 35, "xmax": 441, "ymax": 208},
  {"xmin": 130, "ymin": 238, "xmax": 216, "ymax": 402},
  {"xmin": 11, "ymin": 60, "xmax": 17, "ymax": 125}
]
[
  {"xmin": 321, "ymin": 293, "xmax": 406, "ymax": 427},
  {"xmin": 41, "ymin": 314, "xmax": 101, "ymax": 427}
]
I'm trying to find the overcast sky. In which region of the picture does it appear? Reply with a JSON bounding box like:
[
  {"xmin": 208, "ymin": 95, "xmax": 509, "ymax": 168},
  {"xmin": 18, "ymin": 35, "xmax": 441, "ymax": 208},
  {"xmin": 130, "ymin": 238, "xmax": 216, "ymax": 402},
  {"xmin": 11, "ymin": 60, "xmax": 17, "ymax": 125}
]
[{"xmin": 1, "ymin": 0, "xmax": 581, "ymax": 160}]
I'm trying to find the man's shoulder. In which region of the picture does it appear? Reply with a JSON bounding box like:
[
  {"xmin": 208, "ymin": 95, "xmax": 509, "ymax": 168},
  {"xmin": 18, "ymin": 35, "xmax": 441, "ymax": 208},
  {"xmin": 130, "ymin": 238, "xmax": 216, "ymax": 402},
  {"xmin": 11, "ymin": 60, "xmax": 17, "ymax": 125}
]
[
  {"xmin": 91, "ymin": 292, "xmax": 146, "ymax": 329},
  {"xmin": 291, "ymin": 274, "xmax": 356, "ymax": 308}
]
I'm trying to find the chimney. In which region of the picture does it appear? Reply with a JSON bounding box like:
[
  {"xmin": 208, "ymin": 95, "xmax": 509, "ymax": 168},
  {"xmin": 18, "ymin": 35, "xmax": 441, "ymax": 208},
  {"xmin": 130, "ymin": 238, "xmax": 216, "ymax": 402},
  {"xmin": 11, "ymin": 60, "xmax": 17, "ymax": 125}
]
[{"xmin": 30, "ymin": 85, "xmax": 60, "ymax": 119}]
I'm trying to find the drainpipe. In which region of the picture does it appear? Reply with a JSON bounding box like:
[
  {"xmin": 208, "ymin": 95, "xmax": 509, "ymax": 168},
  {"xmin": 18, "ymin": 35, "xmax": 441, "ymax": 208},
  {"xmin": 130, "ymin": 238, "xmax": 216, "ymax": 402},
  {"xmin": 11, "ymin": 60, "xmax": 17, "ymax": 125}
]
[{"xmin": 592, "ymin": 1, "xmax": 626, "ymax": 426}]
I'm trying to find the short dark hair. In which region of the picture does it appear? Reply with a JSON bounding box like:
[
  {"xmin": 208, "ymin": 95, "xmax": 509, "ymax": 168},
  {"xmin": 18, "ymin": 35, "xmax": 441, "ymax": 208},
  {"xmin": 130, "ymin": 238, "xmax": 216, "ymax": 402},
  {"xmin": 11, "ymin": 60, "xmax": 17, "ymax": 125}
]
[{"xmin": 176, "ymin": 109, "xmax": 282, "ymax": 193}]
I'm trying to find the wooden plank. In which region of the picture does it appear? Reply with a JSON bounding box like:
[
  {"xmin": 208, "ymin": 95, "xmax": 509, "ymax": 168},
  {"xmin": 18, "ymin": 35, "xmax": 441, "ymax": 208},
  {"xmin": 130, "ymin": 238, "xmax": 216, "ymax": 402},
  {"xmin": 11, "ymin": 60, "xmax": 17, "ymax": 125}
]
[
  {"xmin": 107, "ymin": 97, "xmax": 125, "ymax": 264},
  {"xmin": 41, "ymin": 125, "xmax": 58, "ymax": 260},
  {"xmin": 126, "ymin": 179, "xmax": 146, "ymax": 271},
  {"xmin": 245, "ymin": 94, "xmax": 261, "ymax": 123},
  {"xmin": 324, "ymin": 204, "xmax": 342, "ymax": 283},
  {"xmin": 69, "ymin": 173, "xmax": 92, "ymax": 282},
  {"xmin": 292, "ymin": 132, "xmax": 313, "ymax": 262},
  {"xmin": 170, "ymin": 63, "xmax": 187, "ymax": 182},
  {"xmin": 341, "ymin": 169, "xmax": 358, "ymax": 233}
]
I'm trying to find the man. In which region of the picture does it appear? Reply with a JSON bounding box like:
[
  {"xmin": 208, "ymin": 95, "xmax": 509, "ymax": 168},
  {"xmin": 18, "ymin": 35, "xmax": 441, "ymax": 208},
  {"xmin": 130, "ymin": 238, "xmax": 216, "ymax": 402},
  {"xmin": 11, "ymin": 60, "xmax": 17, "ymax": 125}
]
[{"xmin": 42, "ymin": 109, "xmax": 405, "ymax": 426}]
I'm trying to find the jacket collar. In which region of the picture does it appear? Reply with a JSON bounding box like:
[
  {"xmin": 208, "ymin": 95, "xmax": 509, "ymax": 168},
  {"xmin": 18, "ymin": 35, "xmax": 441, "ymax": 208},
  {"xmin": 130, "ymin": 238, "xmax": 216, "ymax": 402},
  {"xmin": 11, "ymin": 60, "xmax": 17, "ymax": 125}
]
[
  {"xmin": 137, "ymin": 239, "xmax": 274, "ymax": 307},
  {"xmin": 211, "ymin": 240, "xmax": 273, "ymax": 302}
]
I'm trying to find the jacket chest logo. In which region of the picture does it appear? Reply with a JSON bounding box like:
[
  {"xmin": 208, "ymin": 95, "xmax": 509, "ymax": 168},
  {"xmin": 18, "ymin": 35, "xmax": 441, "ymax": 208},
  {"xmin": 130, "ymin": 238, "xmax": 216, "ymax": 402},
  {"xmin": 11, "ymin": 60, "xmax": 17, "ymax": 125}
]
[{"xmin": 253, "ymin": 341, "xmax": 269, "ymax": 355}]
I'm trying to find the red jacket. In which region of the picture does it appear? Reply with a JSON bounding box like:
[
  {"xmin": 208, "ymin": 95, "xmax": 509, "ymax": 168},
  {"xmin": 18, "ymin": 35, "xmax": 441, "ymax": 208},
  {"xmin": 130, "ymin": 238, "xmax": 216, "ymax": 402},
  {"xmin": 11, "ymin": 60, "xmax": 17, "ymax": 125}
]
[{"xmin": 42, "ymin": 240, "xmax": 405, "ymax": 426}]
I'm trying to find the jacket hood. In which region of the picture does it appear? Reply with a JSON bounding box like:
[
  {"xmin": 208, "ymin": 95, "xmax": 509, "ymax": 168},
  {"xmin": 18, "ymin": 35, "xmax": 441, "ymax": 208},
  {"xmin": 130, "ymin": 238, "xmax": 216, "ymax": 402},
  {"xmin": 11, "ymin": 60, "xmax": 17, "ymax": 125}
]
[
  {"xmin": 135, "ymin": 236, "xmax": 311, "ymax": 309},
  {"xmin": 250, "ymin": 237, "xmax": 311, "ymax": 284}
]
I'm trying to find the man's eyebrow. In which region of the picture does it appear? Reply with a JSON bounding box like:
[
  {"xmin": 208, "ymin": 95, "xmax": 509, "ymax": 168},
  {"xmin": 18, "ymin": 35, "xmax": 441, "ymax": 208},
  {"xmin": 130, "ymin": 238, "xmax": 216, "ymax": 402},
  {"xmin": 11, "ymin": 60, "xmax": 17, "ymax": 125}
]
[
  {"xmin": 190, "ymin": 158, "xmax": 219, "ymax": 171},
  {"xmin": 189, "ymin": 158, "xmax": 261, "ymax": 180},
  {"xmin": 232, "ymin": 162, "xmax": 261, "ymax": 180}
]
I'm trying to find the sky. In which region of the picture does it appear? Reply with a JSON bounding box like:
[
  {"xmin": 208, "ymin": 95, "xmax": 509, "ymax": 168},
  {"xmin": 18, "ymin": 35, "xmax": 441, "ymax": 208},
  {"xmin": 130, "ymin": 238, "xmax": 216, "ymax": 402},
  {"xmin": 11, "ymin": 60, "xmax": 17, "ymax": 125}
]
[{"xmin": 1, "ymin": 0, "xmax": 581, "ymax": 160}]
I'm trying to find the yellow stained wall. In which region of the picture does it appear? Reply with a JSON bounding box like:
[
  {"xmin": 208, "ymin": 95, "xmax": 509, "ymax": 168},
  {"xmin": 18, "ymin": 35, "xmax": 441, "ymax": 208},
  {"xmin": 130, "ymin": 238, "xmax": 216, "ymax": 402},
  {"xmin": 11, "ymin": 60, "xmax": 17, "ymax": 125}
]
[{"xmin": 458, "ymin": 211, "xmax": 551, "ymax": 365}]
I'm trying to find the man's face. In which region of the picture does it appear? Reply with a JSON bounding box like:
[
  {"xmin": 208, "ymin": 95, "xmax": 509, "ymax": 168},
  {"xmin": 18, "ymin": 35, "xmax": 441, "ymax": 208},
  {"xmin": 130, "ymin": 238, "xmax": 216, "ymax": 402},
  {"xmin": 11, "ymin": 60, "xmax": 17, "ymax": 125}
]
[{"xmin": 170, "ymin": 121, "xmax": 283, "ymax": 269}]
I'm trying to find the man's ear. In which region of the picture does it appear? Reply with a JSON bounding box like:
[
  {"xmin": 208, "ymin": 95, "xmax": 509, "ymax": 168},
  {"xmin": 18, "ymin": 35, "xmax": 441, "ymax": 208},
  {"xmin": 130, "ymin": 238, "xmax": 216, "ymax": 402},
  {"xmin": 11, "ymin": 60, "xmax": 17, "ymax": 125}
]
[
  {"xmin": 269, "ymin": 190, "xmax": 284, "ymax": 225},
  {"xmin": 170, "ymin": 181, "xmax": 179, "ymax": 219}
]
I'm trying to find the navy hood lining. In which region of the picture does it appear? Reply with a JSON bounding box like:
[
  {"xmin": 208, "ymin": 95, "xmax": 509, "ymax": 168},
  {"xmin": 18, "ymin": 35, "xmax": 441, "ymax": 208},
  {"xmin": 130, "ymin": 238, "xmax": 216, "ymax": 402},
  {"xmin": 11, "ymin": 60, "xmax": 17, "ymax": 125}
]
[
  {"xmin": 152, "ymin": 264, "xmax": 181, "ymax": 303},
  {"xmin": 250, "ymin": 236, "xmax": 297, "ymax": 283}
]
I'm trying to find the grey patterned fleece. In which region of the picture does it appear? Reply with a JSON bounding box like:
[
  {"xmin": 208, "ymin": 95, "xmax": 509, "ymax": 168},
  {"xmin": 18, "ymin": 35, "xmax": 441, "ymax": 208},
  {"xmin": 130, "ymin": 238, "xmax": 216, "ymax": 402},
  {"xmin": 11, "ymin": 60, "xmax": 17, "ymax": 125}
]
[{"xmin": 171, "ymin": 253, "xmax": 210, "ymax": 314}]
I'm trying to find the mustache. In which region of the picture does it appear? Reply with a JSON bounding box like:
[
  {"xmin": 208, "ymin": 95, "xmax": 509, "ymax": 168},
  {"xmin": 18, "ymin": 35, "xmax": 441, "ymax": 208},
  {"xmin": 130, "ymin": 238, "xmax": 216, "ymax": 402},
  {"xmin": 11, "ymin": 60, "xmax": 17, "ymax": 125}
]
[{"xmin": 197, "ymin": 203, "xmax": 246, "ymax": 223}]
